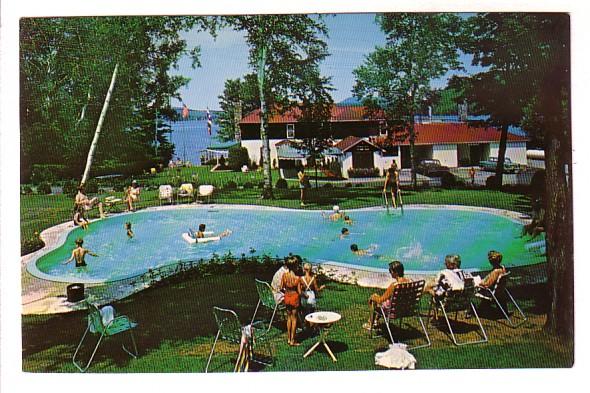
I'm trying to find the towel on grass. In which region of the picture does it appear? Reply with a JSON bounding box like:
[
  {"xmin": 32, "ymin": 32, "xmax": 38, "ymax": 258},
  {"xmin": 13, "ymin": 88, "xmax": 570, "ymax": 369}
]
[{"xmin": 375, "ymin": 343, "xmax": 417, "ymax": 369}]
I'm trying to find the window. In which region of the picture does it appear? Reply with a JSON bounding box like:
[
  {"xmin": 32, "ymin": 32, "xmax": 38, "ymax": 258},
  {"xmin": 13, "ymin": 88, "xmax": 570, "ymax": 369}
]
[{"xmin": 286, "ymin": 124, "xmax": 295, "ymax": 139}]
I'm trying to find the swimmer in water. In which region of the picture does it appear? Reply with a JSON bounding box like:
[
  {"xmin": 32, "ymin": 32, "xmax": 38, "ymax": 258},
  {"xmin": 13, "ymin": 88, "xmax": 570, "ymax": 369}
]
[
  {"xmin": 63, "ymin": 238, "xmax": 98, "ymax": 268},
  {"xmin": 343, "ymin": 215, "xmax": 353, "ymax": 225},
  {"xmin": 350, "ymin": 243, "xmax": 377, "ymax": 256},
  {"xmin": 125, "ymin": 222, "xmax": 134, "ymax": 238},
  {"xmin": 340, "ymin": 227, "xmax": 350, "ymax": 239}
]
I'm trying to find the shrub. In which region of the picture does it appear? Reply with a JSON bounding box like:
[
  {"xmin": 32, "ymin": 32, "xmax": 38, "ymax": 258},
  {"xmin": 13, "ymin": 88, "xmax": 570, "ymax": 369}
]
[
  {"xmin": 62, "ymin": 180, "xmax": 78, "ymax": 196},
  {"xmin": 440, "ymin": 172, "xmax": 457, "ymax": 189},
  {"xmin": 344, "ymin": 182, "xmax": 353, "ymax": 188},
  {"xmin": 21, "ymin": 185, "xmax": 33, "ymax": 195},
  {"xmin": 227, "ymin": 146, "xmax": 250, "ymax": 171},
  {"xmin": 31, "ymin": 164, "xmax": 68, "ymax": 184},
  {"xmin": 347, "ymin": 167, "xmax": 380, "ymax": 178},
  {"xmin": 243, "ymin": 181, "xmax": 254, "ymax": 189},
  {"xmin": 224, "ymin": 180, "xmax": 237, "ymax": 190},
  {"xmin": 258, "ymin": 181, "xmax": 265, "ymax": 189},
  {"xmin": 486, "ymin": 175, "xmax": 499, "ymax": 189},
  {"xmin": 322, "ymin": 183, "xmax": 333, "ymax": 189},
  {"xmin": 170, "ymin": 176, "xmax": 182, "ymax": 188},
  {"xmin": 354, "ymin": 183, "xmax": 365, "ymax": 188},
  {"xmin": 328, "ymin": 160, "xmax": 342, "ymax": 178},
  {"xmin": 275, "ymin": 178, "xmax": 288, "ymax": 189},
  {"xmin": 37, "ymin": 182, "xmax": 52, "ymax": 195},
  {"xmin": 218, "ymin": 155, "xmax": 227, "ymax": 168},
  {"xmin": 21, "ymin": 232, "xmax": 44, "ymax": 255}
]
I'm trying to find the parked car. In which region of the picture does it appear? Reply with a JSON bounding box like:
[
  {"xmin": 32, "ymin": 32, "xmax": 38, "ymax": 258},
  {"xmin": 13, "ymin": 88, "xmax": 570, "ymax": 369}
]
[
  {"xmin": 416, "ymin": 159, "xmax": 450, "ymax": 177},
  {"xmin": 479, "ymin": 157, "xmax": 518, "ymax": 173}
]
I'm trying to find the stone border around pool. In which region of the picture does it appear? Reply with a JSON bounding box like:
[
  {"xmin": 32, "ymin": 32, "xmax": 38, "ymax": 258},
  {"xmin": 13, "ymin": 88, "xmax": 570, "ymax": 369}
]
[{"xmin": 21, "ymin": 203, "xmax": 538, "ymax": 315}]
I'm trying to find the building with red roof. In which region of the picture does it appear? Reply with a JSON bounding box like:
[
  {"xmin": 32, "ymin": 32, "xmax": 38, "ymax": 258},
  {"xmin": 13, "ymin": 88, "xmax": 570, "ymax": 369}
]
[{"xmin": 238, "ymin": 105, "xmax": 528, "ymax": 179}]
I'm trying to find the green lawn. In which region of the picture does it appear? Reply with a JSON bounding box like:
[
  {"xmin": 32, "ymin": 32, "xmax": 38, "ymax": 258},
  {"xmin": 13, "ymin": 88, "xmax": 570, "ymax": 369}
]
[
  {"xmin": 22, "ymin": 271, "xmax": 573, "ymax": 372},
  {"xmin": 21, "ymin": 165, "xmax": 532, "ymax": 254}
]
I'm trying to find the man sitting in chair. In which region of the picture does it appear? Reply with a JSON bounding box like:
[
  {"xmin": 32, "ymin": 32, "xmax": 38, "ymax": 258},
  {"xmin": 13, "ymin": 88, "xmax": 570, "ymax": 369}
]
[
  {"xmin": 125, "ymin": 180, "xmax": 141, "ymax": 211},
  {"xmin": 75, "ymin": 185, "xmax": 105, "ymax": 219},
  {"xmin": 363, "ymin": 261, "xmax": 411, "ymax": 331},
  {"xmin": 429, "ymin": 254, "xmax": 471, "ymax": 301}
]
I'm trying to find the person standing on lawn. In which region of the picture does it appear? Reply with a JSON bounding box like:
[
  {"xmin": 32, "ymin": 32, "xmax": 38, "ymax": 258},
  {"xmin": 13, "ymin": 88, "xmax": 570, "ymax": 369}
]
[{"xmin": 297, "ymin": 166, "xmax": 309, "ymax": 207}]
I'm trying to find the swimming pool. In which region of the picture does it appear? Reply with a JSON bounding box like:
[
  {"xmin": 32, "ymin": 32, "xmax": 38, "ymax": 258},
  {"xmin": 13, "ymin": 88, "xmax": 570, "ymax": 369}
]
[{"xmin": 27, "ymin": 205, "xmax": 546, "ymax": 283}]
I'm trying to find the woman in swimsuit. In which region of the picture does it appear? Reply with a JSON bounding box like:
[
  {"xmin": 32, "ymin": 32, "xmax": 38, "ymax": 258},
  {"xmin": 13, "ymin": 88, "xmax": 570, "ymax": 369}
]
[
  {"xmin": 281, "ymin": 255, "xmax": 304, "ymax": 346},
  {"xmin": 301, "ymin": 263, "xmax": 326, "ymax": 316}
]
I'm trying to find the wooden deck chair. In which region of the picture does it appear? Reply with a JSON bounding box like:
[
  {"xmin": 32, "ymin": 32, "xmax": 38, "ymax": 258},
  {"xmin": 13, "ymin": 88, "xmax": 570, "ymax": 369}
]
[
  {"xmin": 158, "ymin": 184, "xmax": 174, "ymax": 205},
  {"xmin": 250, "ymin": 279, "xmax": 285, "ymax": 331},
  {"xmin": 205, "ymin": 307, "xmax": 273, "ymax": 373},
  {"xmin": 72, "ymin": 302, "xmax": 138, "ymax": 372},
  {"xmin": 475, "ymin": 272, "xmax": 527, "ymax": 327},
  {"xmin": 177, "ymin": 183, "xmax": 195, "ymax": 203},
  {"xmin": 373, "ymin": 280, "xmax": 431, "ymax": 350},
  {"xmin": 428, "ymin": 278, "xmax": 488, "ymax": 346}
]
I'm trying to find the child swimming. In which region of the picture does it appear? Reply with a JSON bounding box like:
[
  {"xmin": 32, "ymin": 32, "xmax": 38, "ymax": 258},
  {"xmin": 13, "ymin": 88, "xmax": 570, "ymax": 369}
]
[
  {"xmin": 350, "ymin": 243, "xmax": 377, "ymax": 256},
  {"xmin": 63, "ymin": 238, "xmax": 98, "ymax": 268},
  {"xmin": 125, "ymin": 222, "xmax": 134, "ymax": 238},
  {"xmin": 340, "ymin": 227, "xmax": 350, "ymax": 239}
]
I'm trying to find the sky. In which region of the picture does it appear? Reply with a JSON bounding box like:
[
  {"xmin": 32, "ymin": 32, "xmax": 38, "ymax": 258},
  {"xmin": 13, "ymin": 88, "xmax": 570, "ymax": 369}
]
[{"xmin": 171, "ymin": 13, "xmax": 482, "ymax": 111}]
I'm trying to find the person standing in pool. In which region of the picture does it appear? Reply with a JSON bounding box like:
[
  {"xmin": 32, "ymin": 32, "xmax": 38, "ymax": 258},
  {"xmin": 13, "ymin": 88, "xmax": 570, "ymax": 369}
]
[
  {"xmin": 383, "ymin": 161, "xmax": 400, "ymax": 209},
  {"xmin": 125, "ymin": 222, "xmax": 134, "ymax": 238},
  {"xmin": 63, "ymin": 238, "xmax": 98, "ymax": 268}
]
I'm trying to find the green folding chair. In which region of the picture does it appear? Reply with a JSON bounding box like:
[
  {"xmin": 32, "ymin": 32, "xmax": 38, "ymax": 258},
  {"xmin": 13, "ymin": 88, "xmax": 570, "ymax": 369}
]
[
  {"xmin": 250, "ymin": 279, "xmax": 285, "ymax": 331},
  {"xmin": 428, "ymin": 278, "xmax": 488, "ymax": 346},
  {"xmin": 475, "ymin": 272, "xmax": 527, "ymax": 327},
  {"xmin": 373, "ymin": 280, "xmax": 431, "ymax": 350},
  {"xmin": 72, "ymin": 301, "xmax": 139, "ymax": 372},
  {"xmin": 205, "ymin": 306, "xmax": 273, "ymax": 373}
]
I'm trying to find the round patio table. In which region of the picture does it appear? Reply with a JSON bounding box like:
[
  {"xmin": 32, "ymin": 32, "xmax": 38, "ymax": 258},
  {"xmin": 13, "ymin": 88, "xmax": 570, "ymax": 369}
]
[{"xmin": 303, "ymin": 311, "xmax": 341, "ymax": 362}]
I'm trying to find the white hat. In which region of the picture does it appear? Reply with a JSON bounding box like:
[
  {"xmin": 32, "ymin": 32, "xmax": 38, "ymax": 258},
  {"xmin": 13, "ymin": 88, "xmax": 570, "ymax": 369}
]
[{"xmin": 333, "ymin": 205, "xmax": 340, "ymax": 212}]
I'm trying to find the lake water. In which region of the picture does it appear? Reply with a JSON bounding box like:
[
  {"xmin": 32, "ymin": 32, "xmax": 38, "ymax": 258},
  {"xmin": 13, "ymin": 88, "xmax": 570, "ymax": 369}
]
[{"xmin": 168, "ymin": 119, "xmax": 220, "ymax": 165}]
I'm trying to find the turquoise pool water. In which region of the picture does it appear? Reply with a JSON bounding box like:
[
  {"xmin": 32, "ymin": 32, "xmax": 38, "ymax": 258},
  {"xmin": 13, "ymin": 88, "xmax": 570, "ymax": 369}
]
[{"xmin": 30, "ymin": 206, "xmax": 545, "ymax": 283}]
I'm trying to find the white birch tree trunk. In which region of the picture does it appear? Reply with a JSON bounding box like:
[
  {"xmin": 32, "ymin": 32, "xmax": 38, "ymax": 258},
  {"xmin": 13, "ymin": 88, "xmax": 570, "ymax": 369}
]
[{"xmin": 81, "ymin": 63, "xmax": 119, "ymax": 185}]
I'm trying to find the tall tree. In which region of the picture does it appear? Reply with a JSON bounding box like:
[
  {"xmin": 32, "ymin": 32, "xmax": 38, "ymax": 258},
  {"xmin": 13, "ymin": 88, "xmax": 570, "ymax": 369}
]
[
  {"xmin": 224, "ymin": 15, "xmax": 331, "ymax": 198},
  {"xmin": 216, "ymin": 74, "xmax": 260, "ymax": 142},
  {"xmin": 20, "ymin": 16, "xmax": 216, "ymax": 182},
  {"xmin": 353, "ymin": 13, "xmax": 462, "ymax": 187},
  {"xmin": 456, "ymin": 14, "xmax": 543, "ymax": 188},
  {"xmin": 462, "ymin": 13, "xmax": 572, "ymax": 338}
]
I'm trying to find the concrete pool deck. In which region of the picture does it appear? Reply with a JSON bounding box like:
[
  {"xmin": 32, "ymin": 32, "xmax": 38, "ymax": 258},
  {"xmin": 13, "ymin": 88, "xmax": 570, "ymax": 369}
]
[{"xmin": 21, "ymin": 203, "xmax": 542, "ymax": 315}]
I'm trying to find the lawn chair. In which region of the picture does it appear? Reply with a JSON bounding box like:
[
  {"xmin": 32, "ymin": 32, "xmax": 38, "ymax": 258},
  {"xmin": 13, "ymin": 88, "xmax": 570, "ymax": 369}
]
[
  {"xmin": 205, "ymin": 306, "xmax": 273, "ymax": 373},
  {"xmin": 197, "ymin": 184, "xmax": 214, "ymax": 204},
  {"xmin": 72, "ymin": 301, "xmax": 139, "ymax": 372},
  {"xmin": 475, "ymin": 271, "xmax": 527, "ymax": 327},
  {"xmin": 177, "ymin": 183, "xmax": 195, "ymax": 203},
  {"xmin": 250, "ymin": 279, "xmax": 285, "ymax": 332},
  {"xmin": 428, "ymin": 277, "xmax": 488, "ymax": 346},
  {"xmin": 372, "ymin": 280, "xmax": 431, "ymax": 350},
  {"xmin": 158, "ymin": 184, "xmax": 174, "ymax": 205}
]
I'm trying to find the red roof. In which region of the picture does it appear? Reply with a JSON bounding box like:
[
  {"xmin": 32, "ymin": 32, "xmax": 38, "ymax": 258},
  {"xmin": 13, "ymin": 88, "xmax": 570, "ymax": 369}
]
[
  {"xmin": 409, "ymin": 123, "xmax": 527, "ymax": 145},
  {"xmin": 335, "ymin": 136, "xmax": 381, "ymax": 152},
  {"xmin": 240, "ymin": 105, "xmax": 383, "ymax": 124}
]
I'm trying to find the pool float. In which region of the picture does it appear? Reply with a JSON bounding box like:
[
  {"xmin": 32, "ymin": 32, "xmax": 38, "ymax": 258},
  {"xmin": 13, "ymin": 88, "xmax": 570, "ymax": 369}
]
[{"xmin": 182, "ymin": 232, "xmax": 220, "ymax": 244}]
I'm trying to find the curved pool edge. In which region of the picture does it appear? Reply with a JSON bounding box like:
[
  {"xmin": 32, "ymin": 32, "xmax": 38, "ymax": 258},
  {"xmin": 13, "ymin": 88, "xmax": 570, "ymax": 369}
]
[{"xmin": 23, "ymin": 203, "xmax": 533, "ymax": 285}]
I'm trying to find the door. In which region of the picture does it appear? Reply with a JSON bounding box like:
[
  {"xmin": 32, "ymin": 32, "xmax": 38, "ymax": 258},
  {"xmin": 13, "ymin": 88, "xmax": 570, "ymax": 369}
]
[{"xmin": 352, "ymin": 150, "xmax": 374, "ymax": 169}]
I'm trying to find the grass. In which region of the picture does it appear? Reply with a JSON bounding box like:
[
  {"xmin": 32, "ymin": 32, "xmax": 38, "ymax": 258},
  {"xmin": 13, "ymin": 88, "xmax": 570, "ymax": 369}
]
[
  {"xmin": 22, "ymin": 271, "xmax": 573, "ymax": 372},
  {"xmin": 20, "ymin": 166, "xmax": 532, "ymax": 254}
]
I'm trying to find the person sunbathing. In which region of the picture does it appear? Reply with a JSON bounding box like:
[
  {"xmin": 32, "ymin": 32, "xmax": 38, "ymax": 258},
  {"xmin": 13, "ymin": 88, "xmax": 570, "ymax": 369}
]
[
  {"xmin": 75, "ymin": 185, "xmax": 105, "ymax": 218},
  {"xmin": 125, "ymin": 180, "xmax": 141, "ymax": 211},
  {"xmin": 477, "ymin": 250, "xmax": 506, "ymax": 289},
  {"xmin": 429, "ymin": 254, "xmax": 470, "ymax": 300},
  {"xmin": 364, "ymin": 261, "xmax": 410, "ymax": 330},
  {"xmin": 189, "ymin": 223, "xmax": 231, "ymax": 239},
  {"xmin": 63, "ymin": 238, "xmax": 97, "ymax": 268}
]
